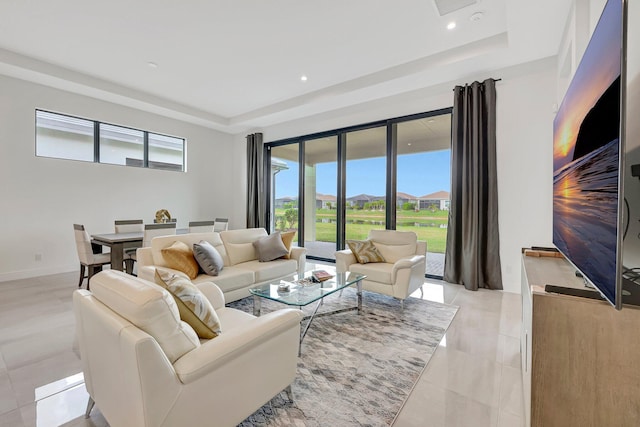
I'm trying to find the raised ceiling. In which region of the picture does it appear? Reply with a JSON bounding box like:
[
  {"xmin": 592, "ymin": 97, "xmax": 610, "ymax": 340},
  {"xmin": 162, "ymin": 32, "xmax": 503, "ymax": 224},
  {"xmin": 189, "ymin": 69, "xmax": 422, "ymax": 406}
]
[{"xmin": 0, "ymin": 0, "xmax": 571, "ymax": 134}]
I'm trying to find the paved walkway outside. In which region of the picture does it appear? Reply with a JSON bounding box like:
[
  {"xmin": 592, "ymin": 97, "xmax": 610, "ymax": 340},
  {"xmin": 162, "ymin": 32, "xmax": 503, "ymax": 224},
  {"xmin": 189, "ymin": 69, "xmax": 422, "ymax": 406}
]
[{"xmin": 303, "ymin": 241, "xmax": 445, "ymax": 277}]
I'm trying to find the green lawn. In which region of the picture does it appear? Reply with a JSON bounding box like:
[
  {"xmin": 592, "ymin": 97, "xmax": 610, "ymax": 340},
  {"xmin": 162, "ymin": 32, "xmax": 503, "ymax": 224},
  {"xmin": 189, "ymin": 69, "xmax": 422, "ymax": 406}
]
[{"xmin": 274, "ymin": 208, "xmax": 448, "ymax": 254}]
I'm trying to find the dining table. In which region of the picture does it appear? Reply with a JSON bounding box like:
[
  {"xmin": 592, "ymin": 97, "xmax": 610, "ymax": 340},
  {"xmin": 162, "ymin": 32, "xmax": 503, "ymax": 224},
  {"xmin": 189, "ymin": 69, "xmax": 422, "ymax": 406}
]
[{"xmin": 91, "ymin": 228, "xmax": 187, "ymax": 272}]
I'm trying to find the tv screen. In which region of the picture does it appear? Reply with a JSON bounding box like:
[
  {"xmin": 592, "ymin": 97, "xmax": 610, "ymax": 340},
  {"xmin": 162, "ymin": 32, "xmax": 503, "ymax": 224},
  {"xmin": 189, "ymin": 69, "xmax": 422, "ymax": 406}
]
[{"xmin": 552, "ymin": 0, "xmax": 626, "ymax": 309}]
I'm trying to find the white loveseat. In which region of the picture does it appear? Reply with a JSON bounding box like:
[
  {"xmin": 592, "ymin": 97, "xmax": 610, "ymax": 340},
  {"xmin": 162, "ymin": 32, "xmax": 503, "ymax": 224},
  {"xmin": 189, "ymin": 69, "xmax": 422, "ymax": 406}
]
[
  {"xmin": 335, "ymin": 230, "xmax": 426, "ymax": 302},
  {"xmin": 137, "ymin": 228, "xmax": 306, "ymax": 303},
  {"xmin": 73, "ymin": 270, "xmax": 302, "ymax": 427}
]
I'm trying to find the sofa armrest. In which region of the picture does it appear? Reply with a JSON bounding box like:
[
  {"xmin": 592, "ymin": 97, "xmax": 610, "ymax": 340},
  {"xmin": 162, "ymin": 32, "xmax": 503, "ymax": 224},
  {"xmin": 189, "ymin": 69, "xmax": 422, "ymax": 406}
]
[
  {"xmin": 137, "ymin": 266, "xmax": 156, "ymax": 282},
  {"xmin": 392, "ymin": 255, "xmax": 425, "ymax": 275},
  {"xmin": 195, "ymin": 282, "xmax": 226, "ymax": 310},
  {"xmin": 416, "ymin": 240, "xmax": 427, "ymax": 256},
  {"xmin": 290, "ymin": 246, "xmax": 307, "ymax": 276},
  {"xmin": 173, "ymin": 309, "xmax": 303, "ymax": 384},
  {"xmin": 136, "ymin": 247, "xmax": 154, "ymax": 269},
  {"xmin": 391, "ymin": 255, "xmax": 426, "ymax": 299},
  {"xmin": 138, "ymin": 265, "xmax": 189, "ymax": 283},
  {"xmin": 335, "ymin": 249, "xmax": 357, "ymax": 273}
]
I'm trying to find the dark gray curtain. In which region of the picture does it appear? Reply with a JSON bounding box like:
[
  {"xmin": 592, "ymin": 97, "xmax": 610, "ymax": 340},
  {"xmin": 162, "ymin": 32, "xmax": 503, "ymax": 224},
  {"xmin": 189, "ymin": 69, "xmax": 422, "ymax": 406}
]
[
  {"xmin": 444, "ymin": 79, "xmax": 503, "ymax": 290},
  {"xmin": 246, "ymin": 133, "xmax": 267, "ymax": 229}
]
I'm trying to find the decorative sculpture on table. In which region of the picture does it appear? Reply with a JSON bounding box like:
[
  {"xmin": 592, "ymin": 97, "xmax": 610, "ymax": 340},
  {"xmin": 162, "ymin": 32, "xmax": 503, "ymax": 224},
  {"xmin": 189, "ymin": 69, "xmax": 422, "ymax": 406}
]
[{"xmin": 155, "ymin": 209, "xmax": 172, "ymax": 223}]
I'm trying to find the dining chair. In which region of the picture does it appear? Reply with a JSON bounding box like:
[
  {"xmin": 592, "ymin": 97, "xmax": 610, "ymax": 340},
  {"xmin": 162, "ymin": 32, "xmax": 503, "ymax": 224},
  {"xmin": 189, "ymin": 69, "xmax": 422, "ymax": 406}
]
[
  {"xmin": 73, "ymin": 224, "xmax": 111, "ymax": 290},
  {"xmin": 114, "ymin": 219, "xmax": 144, "ymax": 274},
  {"xmin": 114, "ymin": 219, "xmax": 144, "ymax": 233},
  {"xmin": 129, "ymin": 223, "xmax": 178, "ymax": 265},
  {"xmin": 142, "ymin": 222, "xmax": 177, "ymax": 247},
  {"xmin": 154, "ymin": 218, "xmax": 178, "ymax": 224},
  {"xmin": 188, "ymin": 220, "xmax": 215, "ymax": 233},
  {"xmin": 213, "ymin": 218, "xmax": 229, "ymax": 232}
]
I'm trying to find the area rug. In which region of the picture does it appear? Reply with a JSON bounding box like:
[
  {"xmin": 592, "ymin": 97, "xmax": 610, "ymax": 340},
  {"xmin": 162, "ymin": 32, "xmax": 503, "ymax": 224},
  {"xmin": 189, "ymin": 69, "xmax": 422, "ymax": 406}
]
[{"xmin": 230, "ymin": 288, "xmax": 458, "ymax": 427}]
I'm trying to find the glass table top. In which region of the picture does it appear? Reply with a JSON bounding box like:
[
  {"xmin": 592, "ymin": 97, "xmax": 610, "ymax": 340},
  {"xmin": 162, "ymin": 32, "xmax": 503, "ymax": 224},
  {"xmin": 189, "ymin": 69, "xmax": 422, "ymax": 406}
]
[{"xmin": 249, "ymin": 271, "xmax": 366, "ymax": 307}]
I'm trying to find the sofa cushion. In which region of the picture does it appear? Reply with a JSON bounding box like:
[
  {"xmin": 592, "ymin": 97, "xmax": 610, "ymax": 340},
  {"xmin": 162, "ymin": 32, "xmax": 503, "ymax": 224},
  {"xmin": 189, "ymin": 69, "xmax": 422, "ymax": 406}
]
[
  {"xmin": 347, "ymin": 239, "xmax": 386, "ymax": 264},
  {"xmin": 154, "ymin": 270, "xmax": 221, "ymax": 340},
  {"xmin": 151, "ymin": 233, "xmax": 230, "ymax": 269},
  {"xmin": 220, "ymin": 228, "xmax": 268, "ymax": 266},
  {"xmin": 191, "ymin": 266, "xmax": 255, "ymax": 292},
  {"xmin": 161, "ymin": 241, "xmax": 199, "ymax": 279},
  {"xmin": 193, "ymin": 240, "xmax": 224, "ymax": 276},
  {"xmin": 280, "ymin": 231, "xmax": 296, "ymax": 259},
  {"xmin": 215, "ymin": 307, "xmax": 256, "ymax": 333},
  {"xmin": 89, "ymin": 270, "xmax": 200, "ymax": 364},
  {"xmin": 238, "ymin": 259, "xmax": 298, "ymax": 283},
  {"xmin": 368, "ymin": 230, "xmax": 417, "ymax": 263},
  {"xmin": 253, "ymin": 232, "xmax": 289, "ymax": 262},
  {"xmin": 348, "ymin": 262, "xmax": 393, "ymax": 284}
]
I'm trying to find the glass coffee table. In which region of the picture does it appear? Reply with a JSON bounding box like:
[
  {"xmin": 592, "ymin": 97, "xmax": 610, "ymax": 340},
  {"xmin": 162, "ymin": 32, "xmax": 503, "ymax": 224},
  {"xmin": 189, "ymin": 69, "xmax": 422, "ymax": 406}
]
[{"xmin": 249, "ymin": 271, "xmax": 366, "ymax": 354}]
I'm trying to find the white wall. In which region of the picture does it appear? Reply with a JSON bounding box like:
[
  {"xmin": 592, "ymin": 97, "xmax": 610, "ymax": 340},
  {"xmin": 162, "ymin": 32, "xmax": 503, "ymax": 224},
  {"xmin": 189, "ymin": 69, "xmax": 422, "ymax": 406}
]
[
  {"xmin": 0, "ymin": 75, "xmax": 234, "ymax": 281},
  {"xmin": 496, "ymin": 67, "xmax": 556, "ymax": 292},
  {"xmin": 231, "ymin": 133, "xmax": 249, "ymax": 229},
  {"xmin": 234, "ymin": 59, "xmax": 558, "ymax": 293}
]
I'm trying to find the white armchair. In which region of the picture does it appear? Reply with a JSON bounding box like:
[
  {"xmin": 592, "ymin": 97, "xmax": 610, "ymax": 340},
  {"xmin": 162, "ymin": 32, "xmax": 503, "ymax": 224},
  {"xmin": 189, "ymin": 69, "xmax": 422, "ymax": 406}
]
[
  {"xmin": 73, "ymin": 270, "xmax": 302, "ymax": 427},
  {"xmin": 335, "ymin": 230, "xmax": 426, "ymax": 304}
]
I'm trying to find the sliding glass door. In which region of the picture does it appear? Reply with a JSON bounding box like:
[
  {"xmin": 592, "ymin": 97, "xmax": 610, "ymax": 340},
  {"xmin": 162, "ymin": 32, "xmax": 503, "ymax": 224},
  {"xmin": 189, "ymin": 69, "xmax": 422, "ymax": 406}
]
[
  {"xmin": 304, "ymin": 136, "xmax": 338, "ymax": 259},
  {"xmin": 396, "ymin": 115, "xmax": 451, "ymax": 277},
  {"xmin": 266, "ymin": 108, "xmax": 452, "ymax": 278},
  {"xmin": 270, "ymin": 145, "xmax": 299, "ymax": 245},
  {"xmin": 345, "ymin": 127, "xmax": 387, "ymax": 241}
]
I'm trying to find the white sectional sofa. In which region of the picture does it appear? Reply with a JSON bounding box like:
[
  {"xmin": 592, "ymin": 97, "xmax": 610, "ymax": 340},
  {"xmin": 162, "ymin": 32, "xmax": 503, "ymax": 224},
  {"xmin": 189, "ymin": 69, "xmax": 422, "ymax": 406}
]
[{"xmin": 137, "ymin": 228, "xmax": 306, "ymax": 303}]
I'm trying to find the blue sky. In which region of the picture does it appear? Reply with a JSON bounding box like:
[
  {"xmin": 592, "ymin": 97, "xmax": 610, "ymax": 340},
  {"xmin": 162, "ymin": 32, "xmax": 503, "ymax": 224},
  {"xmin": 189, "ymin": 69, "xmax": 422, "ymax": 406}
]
[{"xmin": 274, "ymin": 149, "xmax": 451, "ymax": 198}]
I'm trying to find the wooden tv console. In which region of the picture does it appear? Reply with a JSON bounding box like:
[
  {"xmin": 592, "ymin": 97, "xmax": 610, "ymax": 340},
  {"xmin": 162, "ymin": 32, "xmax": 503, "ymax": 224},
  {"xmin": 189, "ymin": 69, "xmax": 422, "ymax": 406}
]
[{"xmin": 521, "ymin": 252, "xmax": 640, "ymax": 427}]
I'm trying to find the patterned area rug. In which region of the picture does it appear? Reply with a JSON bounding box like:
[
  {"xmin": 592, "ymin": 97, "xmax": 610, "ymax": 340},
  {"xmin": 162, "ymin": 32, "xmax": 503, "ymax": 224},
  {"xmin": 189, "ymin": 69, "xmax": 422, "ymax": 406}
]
[{"xmin": 230, "ymin": 288, "xmax": 458, "ymax": 426}]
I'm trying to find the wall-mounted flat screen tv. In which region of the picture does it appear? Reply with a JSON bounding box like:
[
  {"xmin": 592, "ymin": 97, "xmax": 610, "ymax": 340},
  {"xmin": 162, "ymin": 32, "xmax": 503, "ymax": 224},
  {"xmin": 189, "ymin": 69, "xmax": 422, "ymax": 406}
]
[{"xmin": 552, "ymin": 0, "xmax": 627, "ymax": 309}]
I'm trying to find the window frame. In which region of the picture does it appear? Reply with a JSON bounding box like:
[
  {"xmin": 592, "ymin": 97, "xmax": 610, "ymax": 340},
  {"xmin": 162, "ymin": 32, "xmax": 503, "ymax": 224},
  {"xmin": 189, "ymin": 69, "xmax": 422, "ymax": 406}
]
[
  {"xmin": 265, "ymin": 107, "xmax": 453, "ymax": 279},
  {"xmin": 35, "ymin": 109, "xmax": 186, "ymax": 172}
]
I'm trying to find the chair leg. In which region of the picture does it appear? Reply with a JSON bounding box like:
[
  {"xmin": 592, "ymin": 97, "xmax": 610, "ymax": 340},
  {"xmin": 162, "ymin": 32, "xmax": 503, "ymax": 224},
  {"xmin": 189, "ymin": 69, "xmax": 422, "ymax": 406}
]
[
  {"xmin": 420, "ymin": 286, "xmax": 424, "ymax": 298},
  {"xmin": 78, "ymin": 264, "xmax": 86, "ymax": 288},
  {"xmin": 284, "ymin": 385, "xmax": 293, "ymax": 402},
  {"xmin": 85, "ymin": 396, "xmax": 95, "ymax": 418},
  {"xmin": 124, "ymin": 259, "xmax": 135, "ymax": 275}
]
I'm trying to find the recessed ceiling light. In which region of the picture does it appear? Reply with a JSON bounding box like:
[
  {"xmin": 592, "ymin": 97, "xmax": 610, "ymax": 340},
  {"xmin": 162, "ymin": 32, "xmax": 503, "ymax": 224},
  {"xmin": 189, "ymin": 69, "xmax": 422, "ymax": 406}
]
[
  {"xmin": 408, "ymin": 143, "xmax": 412, "ymax": 146},
  {"xmin": 300, "ymin": 75, "xmax": 308, "ymax": 82},
  {"xmin": 470, "ymin": 12, "xmax": 484, "ymax": 22},
  {"xmin": 147, "ymin": 61, "xmax": 158, "ymax": 69},
  {"xmin": 447, "ymin": 22, "xmax": 456, "ymax": 30}
]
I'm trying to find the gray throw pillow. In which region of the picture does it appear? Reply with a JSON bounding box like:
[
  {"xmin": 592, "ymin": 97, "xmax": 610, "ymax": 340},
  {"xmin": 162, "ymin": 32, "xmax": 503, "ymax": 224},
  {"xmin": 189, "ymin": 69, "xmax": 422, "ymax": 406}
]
[
  {"xmin": 193, "ymin": 240, "xmax": 224, "ymax": 276},
  {"xmin": 253, "ymin": 232, "xmax": 288, "ymax": 262}
]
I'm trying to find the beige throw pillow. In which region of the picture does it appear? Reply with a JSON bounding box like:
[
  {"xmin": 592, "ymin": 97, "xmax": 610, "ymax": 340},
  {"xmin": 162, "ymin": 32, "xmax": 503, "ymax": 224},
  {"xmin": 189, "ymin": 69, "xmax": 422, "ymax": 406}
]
[
  {"xmin": 154, "ymin": 270, "xmax": 221, "ymax": 339},
  {"xmin": 347, "ymin": 239, "xmax": 386, "ymax": 264},
  {"xmin": 161, "ymin": 240, "xmax": 199, "ymax": 279},
  {"xmin": 280, "ymin": 231, "xmax": 296, "ymax": 259}
]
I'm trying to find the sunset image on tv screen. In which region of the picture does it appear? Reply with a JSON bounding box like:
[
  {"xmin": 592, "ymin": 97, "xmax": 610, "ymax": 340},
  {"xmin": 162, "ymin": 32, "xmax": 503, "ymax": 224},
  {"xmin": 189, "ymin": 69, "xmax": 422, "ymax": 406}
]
[{"xmin": 552, "ymin": 0, "xmax": 622, "ymax": 304}]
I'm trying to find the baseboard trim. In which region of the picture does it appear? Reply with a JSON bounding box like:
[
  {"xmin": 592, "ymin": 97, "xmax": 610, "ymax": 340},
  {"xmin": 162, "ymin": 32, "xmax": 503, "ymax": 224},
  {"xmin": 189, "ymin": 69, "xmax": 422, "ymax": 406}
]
[{"xmin": 0, "ymin": 264, "xmax": 78, "ymax": 282}]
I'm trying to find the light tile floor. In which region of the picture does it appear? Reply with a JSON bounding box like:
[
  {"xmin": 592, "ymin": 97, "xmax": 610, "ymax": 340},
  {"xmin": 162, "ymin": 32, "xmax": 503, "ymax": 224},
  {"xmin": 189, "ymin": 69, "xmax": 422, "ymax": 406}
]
[
  {"xmin": 393, "ymin": 280, "xmax": 524, "ymax": 427},
  {"xmin": 0, "ymin": 269, "xmax": 523, "ymax": 427}
]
